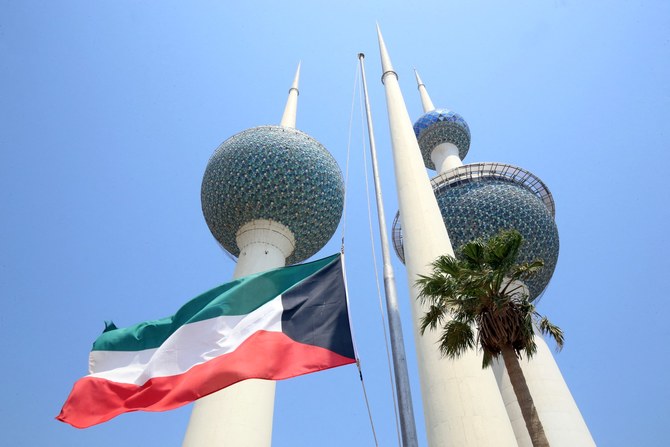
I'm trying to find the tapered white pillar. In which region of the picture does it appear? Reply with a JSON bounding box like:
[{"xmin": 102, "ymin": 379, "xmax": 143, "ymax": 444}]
[
  {"xmin": 415, "ymin": 72, "xmax": 595, "ymax": 446},
  {"xmin": 377, "ymin": 27, "xmax": 517, "ymax": 447},
  {"xmin": 183, "ymin": 220, "xmax": 295, "ymax": 447},
  {"xmin": 184, "ymin": 65, "xmax": 302, "ymax": 447}
]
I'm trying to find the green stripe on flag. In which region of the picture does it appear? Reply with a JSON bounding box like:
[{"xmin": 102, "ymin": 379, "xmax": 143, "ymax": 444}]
[{"xmin": 92, "ymin": 254, "xmax": 340, "ymax": 352}]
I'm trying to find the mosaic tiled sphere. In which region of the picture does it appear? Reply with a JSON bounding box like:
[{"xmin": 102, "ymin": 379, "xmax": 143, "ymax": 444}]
[
  {"xmin": 413, "ymin": 108, "xmax": 471, "ymax": 170},
  {"xmin": 201, "ymin": 125, "xmax": 344, "ymax": 264},
  {"xmin": 393, "ymin": 164, "xmax": 559, "ymax": 299}
]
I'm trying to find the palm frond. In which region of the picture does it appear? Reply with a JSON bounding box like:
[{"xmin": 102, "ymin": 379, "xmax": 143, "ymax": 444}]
[
  {"xmin": 519, "ymin": 337, "xmax": 538, "ymax": 360},
  {"xmin": 431, "ymin": 255, "xmax": 461, "ymax": 277},
  {"xmin": 485, "ymin": 230, "xmax": 522, "ymax": 270},
  {"xmin": 482, "ymin": 350, "xmax": 496, "ymax": 368},
  {"xmin": 538, "ymin": 316, "xmax": 564, "ymax": 351},
  {"xmin": 439, "ymin": 320, "xmax": 475, "ymax": 358},
  {"xmin": 508, "ymin": 260, "xmax": 544, "ymax": 285},
  {"xmin": 420, "ymin": 305, "xmax": 447, "ymax": 335},
  {"xmin": 461, "ymin": 240, "xmax": 486, "ymax": 267}
]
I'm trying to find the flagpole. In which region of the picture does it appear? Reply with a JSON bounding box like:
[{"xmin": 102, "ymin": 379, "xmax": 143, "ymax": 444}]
[{"xmin": 358, "ymin": 52, "xmax": 418, "ymax": 447}]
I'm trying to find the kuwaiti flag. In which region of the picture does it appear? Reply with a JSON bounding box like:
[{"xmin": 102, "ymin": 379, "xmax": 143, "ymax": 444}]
[{"xmin": 57, "ymin": 253, "xmax": 355, "ymax": 429}]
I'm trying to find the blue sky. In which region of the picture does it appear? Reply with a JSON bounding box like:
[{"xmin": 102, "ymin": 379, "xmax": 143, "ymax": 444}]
[{"xmin": 2, "ymin": 1, "xmax": 669, "ymax": 446}]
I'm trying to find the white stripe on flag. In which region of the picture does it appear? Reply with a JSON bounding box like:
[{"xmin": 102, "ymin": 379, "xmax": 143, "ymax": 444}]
[{"xmin": 88, "ymin": 296, "xmax": 283, "ymax": 385}]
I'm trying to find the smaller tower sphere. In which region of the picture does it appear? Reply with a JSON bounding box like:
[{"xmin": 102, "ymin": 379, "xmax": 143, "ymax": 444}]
[
  {"xmin": 201, "ymin": 125, "xmax": 344, "ymax": 264},
  {"xmin": 413, "ymin": 108, "xmax": 471, "ymax": 170}
]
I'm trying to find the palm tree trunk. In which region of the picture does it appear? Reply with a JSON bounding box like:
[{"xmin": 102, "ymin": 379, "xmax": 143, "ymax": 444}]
[{"xmin": 501, "ymin": 345, "xmax": 550, "ymax": 447}]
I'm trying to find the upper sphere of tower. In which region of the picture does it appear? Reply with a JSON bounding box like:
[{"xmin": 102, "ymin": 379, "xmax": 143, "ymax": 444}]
[
  {"xmin": 201, "ymin": 125, "xmax": 344, "ymax": 264},
  {"xmin": 413, "ymin": 108, "xmax": 471, "ymax": 170}
]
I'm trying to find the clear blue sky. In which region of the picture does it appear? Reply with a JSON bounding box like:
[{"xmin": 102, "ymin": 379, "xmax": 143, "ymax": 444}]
[{"xmin": 2, "ymin": 1, "xmax": 669, "ymax": 446}]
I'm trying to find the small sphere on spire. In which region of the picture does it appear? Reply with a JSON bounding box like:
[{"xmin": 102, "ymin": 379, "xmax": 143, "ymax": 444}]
[{"xmin": 413, "ymin": 108, "xmax": 471, "ymax": 170}]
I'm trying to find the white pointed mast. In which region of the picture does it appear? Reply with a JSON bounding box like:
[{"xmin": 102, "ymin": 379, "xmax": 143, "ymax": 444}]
[
  {"xmin": 280, "ymin": 62, "xmax": 300, "ymax": 128},
  {"xmin": 376, "ymin": 26, "xmax": 518, "ymax": 447},
  {"xmin": 414, "ymin": 69, "xmax": 435, "ymax": 113}
]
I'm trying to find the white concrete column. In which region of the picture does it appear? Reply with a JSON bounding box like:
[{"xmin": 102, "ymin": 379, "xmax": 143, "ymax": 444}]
[
  {"xmin": 233, "ymin": 219, "xmax": 296, "ymax": 277},
  {"xmin": 183, "ymin": 219, "xmax": 295, "ymax": 447},
  {"xmin": 377, "ymin": 27, "xmax": 517, "ymax": 447},
  {"xmin": 493, "ymin": 334, "xmax": 596, "ymax": 447},
  {"xmin": 432, "ymin": 142, "xmax": 463, "ymax": 174}
]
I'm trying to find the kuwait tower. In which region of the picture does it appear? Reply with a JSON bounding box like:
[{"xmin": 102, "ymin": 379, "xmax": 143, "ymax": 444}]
[
  {"xmin": 376, "ymin": 28, "xmax": 519, "ymax": 447},
  {"xmin": 183, "ymin": 64, "xmax": 344, "ymax": 446},
  {"xmin": 390, "ymin": 66, "xmax": 595, "ymax": 446}
]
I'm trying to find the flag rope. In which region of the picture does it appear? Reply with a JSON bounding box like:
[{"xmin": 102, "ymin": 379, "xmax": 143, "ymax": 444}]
[
  {"xmin": 340, "ymin": 252, "xmax": 379, "ymax": 447},
  {"xmin": 339, "ymin": 62, "xmax": 358, "ymax": 253}
]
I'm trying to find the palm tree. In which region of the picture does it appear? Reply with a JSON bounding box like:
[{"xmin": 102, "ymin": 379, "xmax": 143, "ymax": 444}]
[{"xmin": 416, "ymin": 229, "xmax": 564, "ymax": 447}]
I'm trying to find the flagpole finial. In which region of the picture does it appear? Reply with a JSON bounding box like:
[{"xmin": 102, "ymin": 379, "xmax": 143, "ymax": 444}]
[
  {"xmin": 280, "ymin": 62, "xmax": 301, "ymax": 128},
  {"xmin": 376, "ymin": 25, "xmax": 398, "ymax": 84}
]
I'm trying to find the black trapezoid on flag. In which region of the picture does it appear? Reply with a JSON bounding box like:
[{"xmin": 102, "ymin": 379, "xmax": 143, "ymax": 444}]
[{"xmin": 280, "ymin": 256, "xmax": 355, "ymax": 360}]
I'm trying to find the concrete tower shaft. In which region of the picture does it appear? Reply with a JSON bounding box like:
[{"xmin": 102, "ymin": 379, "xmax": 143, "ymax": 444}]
[
  {"xmin": 185, "ymin": 64, "xmax": 344, "ymax": 447},
  {"xmin": 403, "ymin": 70, "xmax": 595, "ymax": 447},
  {"xmin": 377, "ymin": 27, "xmax": 518, "ymax": 447}
]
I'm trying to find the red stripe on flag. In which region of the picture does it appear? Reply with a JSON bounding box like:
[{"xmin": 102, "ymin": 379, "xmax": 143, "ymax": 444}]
[{"xmin": 57, "ymin": 330, "xmax": 355, "ymax": 428}]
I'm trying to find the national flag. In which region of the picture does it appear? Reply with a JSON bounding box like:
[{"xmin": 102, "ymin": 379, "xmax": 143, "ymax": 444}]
[{"xmin": 57, "ymin": 253, "xmax": 355, "ymax": 428}]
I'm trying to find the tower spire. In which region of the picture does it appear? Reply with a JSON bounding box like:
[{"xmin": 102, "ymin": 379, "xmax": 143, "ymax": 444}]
[
  {"xmin": 280, "ymin": 62, "xmax": 301, "ymax": 128},
  {"xmin": 414, "ymin": 69, "xmax": 435, "ymax": 112},
  {"xmin": 376, "ymin": 24, "xmax": 397, "ymax": 84}
]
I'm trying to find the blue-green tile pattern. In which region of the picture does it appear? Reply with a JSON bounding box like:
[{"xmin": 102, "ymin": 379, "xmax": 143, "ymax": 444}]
[
  {"xmin": 393, "ymin": 173, "xmax": 559, "ymax": 299},
  {"xmin": 413, "ymin": 108, "xmax": 471, "ymax": 170},
  {"xmin": 201, "ymin": 125, "xmax": 344, "ymax": 264}
]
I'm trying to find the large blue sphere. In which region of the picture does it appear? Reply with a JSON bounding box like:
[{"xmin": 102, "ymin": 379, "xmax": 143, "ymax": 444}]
[
  {"xmin": 201, "ymin": 125, "xmax": 344, "ymax": 264},
  {"xmin": 393, "ymin": 164, "xmax": 559, "ymax": 299},
  {"xmin": 413, "ymin": 108, "xmax": 471, "ymax": 170}
]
